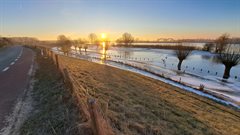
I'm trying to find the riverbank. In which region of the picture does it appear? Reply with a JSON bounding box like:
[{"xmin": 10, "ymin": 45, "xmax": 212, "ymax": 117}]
[
  {"xmin": 59, "ymin": 46, "xmax": 240, "ymax": 106},
  {"xmin": 60, "ymin": 55, "xmax": 240, "ymax": 135}
]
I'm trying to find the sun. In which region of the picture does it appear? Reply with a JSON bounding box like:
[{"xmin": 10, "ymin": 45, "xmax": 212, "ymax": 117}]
[{"xmin": 101, "ymin": 33, "xmax": 106, "ymax": 39}]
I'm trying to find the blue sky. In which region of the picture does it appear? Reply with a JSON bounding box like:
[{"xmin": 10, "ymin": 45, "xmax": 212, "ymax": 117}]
[{"xmin": 0, "ymin": 0, "xmax": 239, "ymax": 40}]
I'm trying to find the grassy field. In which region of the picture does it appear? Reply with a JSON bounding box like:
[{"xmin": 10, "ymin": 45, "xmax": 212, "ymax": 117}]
[
  {"xmin": 60, "ymin": 55, "xmax": 240, "ymax": 135},
  {"xmin": 20, "ymin": 49, "xmax": 92, "ymax": 135}
]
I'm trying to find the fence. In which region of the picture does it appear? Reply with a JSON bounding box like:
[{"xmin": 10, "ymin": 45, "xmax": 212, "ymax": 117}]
[
  {"xmin": 106, "ymin": 54, "xmax": 240, "ymax": 80},
  {"xmin": 40, "ymin": 47, "xmax": 114, "ymax": 135},
  {"xmin": 58, "ymin": 47, "xmax": 240, "ymax": 80}
]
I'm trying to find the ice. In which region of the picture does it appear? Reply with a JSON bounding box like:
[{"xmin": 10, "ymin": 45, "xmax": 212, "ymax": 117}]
[{"xmin": 52, "ymin": 47, "xmax": 240, "ymax": 109}]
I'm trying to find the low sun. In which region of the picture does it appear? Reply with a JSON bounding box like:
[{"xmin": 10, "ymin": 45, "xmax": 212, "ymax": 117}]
[{"xmin": 101, "ymin": 33, "xmax": 106, "ymax": 39}]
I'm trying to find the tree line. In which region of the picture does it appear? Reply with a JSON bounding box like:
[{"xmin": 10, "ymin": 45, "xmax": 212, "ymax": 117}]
[
  {"xmin": 1, "ymin": 33, "xmax": 239, "ymax": 80},
  {"xmin": 56, "ymin": 32, "xmax": 135, "ymax": 55},
  {"xmin": 57, "ymin": 33, "xmax": 239, "ymax": 79},
  {"xmin": 0, "ymin": 36, "xmax": 13, "ymax": 47},
  {"xmin": 175, "ymin": 34, "xmax": 240, "ymax": 79}
]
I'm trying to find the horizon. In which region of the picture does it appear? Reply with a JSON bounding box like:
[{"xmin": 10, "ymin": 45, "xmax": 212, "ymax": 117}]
[
  {"xmin": 6, "ymin": 36, "xmax": 240, "ymax": 42},
  {"xmin": 0, "ymin": 0, "xmax": 240, "ymax": 40},
  {"xmin": 1, "ymin": 1, "xmax": 240, "ymax": 134}
]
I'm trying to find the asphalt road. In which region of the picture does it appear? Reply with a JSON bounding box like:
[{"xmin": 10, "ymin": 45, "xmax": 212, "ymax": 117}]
[{"xmin": 0, "ymin": 46, "xmax": 34, "ymax": 130}]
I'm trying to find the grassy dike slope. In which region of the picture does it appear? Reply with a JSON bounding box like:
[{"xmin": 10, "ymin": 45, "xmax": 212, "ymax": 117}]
[
  {"xmin": 20, "ymin": 49, "xmax": 91, "ymax": 135},
  {"xmin": 60, "ymin": 55, "xmax": 240, "ymax": 135}
]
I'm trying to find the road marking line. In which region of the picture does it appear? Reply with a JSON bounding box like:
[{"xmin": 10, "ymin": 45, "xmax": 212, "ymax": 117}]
[
  {"xmin": 17, "ymin": 48, "xmax": 23, "ymax": 59},
  {"xmin": 10, "ymin": 62, "xmax": 15, "ymax": 65},
  {"xmin": 15, "ymin": 59, "xmax": 18, "ymax": 61},
  {"xmin": 2, "ymin": 67, "xmax": 9, "ymax": 72},
  {"xmin": 19, "ymin": 48, "xmax": 23, "ymax": 56}
]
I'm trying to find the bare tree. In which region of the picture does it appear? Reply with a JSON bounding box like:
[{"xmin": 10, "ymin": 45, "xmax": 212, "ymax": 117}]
[
  {"xmin": 57, "ymin": 35, "xmax": 72, "ymax": 55},
  {"xmin": 174, "ymin": 44, "xmax": 194, "ymax": 70},
  {"xmin": 216, "ymin": 44, "xmax": 240, "ymax": 79},
  {"xmin": 88, "ymin": 33, "xmax": 97, "ymax": 44},
  {"xmin": 203, "ymin": 43, "xmax": 214, "ymax": 52},
  {"xmin": 95, "ymin": 39, "xmax": 101, "ymax": 49},
  {"xmin": 72, "ymin": 40, "xmax": 79, "ymax": 52},
  {"xmin": 116, "ymin": 33, "xmax": 134, "ymax": 45},
  {"xmin": 77, "ymin": 38, "xmax": 88, "ymax": 52},
  {"xmin": 83, "ymin": 44, "xmax": 88, "ymax": 52},
  {"xmin": 215, "ymin": 33, "xmax": 229, "ymax": 53},
  {"xmin": 77, "ymin": 38, "xmax": 87, "ymax": 53}
]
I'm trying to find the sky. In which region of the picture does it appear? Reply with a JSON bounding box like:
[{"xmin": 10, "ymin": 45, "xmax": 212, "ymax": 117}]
[{"xmin": 0, "ymin": 0, "xmax": 240, "ymax": 40}]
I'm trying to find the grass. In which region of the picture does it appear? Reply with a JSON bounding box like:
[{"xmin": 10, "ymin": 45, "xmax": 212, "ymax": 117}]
[
  {"xmin": 20, "ymin": 49, "xmax": 92, "ymax": 135},
  {"xmin": 60, "ymin": 55, "xmax": 240, "ymax": 135}
]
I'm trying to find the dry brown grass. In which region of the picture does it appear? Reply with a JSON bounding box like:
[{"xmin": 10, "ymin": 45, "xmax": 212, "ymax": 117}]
[
  {"xmin": 59, "ymin": 55, "xmax": 240, "ymax": 135},
  {"xmin": 20, "ymin": 50, "xmax": 93, "ymax": 135}
]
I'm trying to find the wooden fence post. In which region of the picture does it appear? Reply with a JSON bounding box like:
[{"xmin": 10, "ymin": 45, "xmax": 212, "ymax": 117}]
[
  {"xmin": 47, "ymin": 49, "xmax": 50, "ymax": 57},
  {"xmin": 55, "ymin": 54, "xmax": 59, "ymax": 69},
  {"xmin": 50, "ymin": 50, "xmax": 53, "ymax": 58},
  {"xmin": 88, "ymin": 99, "xmax": 113, "ymax": 135},
  {"xmin": 88, "ymin": 99, "xmax": 100, "ymax": 135}
]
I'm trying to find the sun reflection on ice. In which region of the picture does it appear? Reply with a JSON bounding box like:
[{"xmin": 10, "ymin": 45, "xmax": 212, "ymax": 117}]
[{"xmin": 100, "ymin": 42, "xmax": 106, "ymax": 64}]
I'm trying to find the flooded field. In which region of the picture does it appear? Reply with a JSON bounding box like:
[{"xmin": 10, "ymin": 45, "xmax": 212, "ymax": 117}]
[
  {"xmin": 106, "ymin": 47, "xmax": 240, "ymax": 79},
  {"xmin": 53, "ymin": 46, "xmax": 240, "ymax": 107}
]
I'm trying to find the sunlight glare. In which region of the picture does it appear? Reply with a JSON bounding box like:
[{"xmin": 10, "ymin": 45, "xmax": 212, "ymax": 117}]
[{"xmin": 101, "ymin": 33, "xmax": 106, "ymax": 39}]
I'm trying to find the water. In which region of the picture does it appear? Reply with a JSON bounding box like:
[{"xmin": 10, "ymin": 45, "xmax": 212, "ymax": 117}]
[
  {"xmin": 53, "ymin": 45, "xmax": 240, "ymax": 105},
  {"xmin": 91, "ymin": 46, "xmax": 240, "ymax": 80},
  {"xmin": 88, "ymin": 46, "xmax": 240, "ymax": 103}
]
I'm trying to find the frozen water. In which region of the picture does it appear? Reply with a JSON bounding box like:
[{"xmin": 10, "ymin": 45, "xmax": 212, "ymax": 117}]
[{"xmin": 52, "ymin": 46, "xmax": 240, "ymax": 108}]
